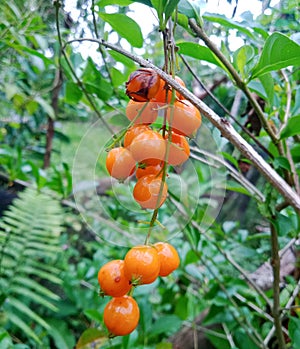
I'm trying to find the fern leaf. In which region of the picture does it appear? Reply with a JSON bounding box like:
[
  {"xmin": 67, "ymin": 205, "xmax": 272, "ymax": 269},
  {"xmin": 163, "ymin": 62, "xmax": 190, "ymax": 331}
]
[
  {"xmin": 8, "ymin": 297, "xmax": 50, "ymax": 330},
  {"xmin": 7, "ymin": 312, "xmax": 41, "ymax": 344},
  {"xmin": 0, "ymin": 188, "xmax": 65, "ymax": 343}
]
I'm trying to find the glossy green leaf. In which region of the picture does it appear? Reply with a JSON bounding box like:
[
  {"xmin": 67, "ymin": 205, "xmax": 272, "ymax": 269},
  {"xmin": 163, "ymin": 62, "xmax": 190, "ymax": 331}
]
[
  {"xmin": 233, "ymin": 45, "xmax": 254, "ymax": 80},
  {"xmin": 99, "ymin": 13, "xmax": 143, "ymax": 48},
  {"xmin": 203, "ymin": 14, "xmax": 255, "ymax": 39},
  {"xmin": 292, "ymin": 86, "xmax": 300, "ymax": 116},
  {"xmin": 251, "ymin": 32, "xmax": 300, "ymax": 79},
  {"xmin": 177, "ymin": 42, "xmax": 226, "ymax": 70},
  {"xmin": 280, "ymin": 115, "xmax": 300, "ymax": 139}
]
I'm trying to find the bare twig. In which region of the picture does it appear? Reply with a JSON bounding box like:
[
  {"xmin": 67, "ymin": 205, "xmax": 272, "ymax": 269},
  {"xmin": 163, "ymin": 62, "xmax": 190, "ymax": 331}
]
[{"xmin": 190, "ymin": 146, "xmax": 265, "ymax": 202}]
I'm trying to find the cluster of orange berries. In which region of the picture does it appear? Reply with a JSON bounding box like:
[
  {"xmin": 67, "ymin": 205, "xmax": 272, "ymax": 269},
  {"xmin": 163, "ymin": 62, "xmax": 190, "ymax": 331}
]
[
  {"xmin": 105, "ymin": 68, "xmax": 202, "ymax": 210},
  {"xmin": 97, "ymin": 242, "xmax": 180, "ymax": 336}
]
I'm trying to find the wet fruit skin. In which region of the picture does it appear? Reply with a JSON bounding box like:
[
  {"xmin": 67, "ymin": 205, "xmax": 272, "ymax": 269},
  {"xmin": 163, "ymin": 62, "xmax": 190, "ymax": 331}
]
[
  {"xmin": 106, "ymin": 147, "xmax": 136, "ymax": 180},
  {"xmin": 154, "ymin": 242, "xmax": 180, "ymax": 277},
  {"xmin": 167, "ymin": 99, "xmax": 202, "ymax": 137},
  {"xmin": 124, "ymin": 245, "xmax": 161, "ymax": 285},
  {"xmin": 97, "ymin": 260, "xmax": 132, "ymax": 297},
  {"xmin": 126, "ymin": 100, "xmax": 158, "ymax": 125},
  {"xmin": 126, "ymin": 68, "xmax": 161, "ymax": 102},
  {"xmin": 129, "ymin": 129, "xmax": 166, "ymax": 166},
  {"xmin": 133, "ymin": 174, "xmax": 168, "ymax": 210},
  {"xmin": 103, "ymin": 295, "xmax": 140, "ymax": 336},
  {"xmin": 165, "ymin": 132, "xmax": 190, "ymax": 166},
  {"xmin": 123, "ymin": 124, "xmax": 150, "ymax": 148}
]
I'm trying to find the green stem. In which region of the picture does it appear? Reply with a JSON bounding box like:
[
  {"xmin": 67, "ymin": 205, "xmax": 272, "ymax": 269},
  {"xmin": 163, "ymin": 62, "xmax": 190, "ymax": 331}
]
[{"xmin": 270, "ymin": 222, "xmax": 287, "ymax": 349}]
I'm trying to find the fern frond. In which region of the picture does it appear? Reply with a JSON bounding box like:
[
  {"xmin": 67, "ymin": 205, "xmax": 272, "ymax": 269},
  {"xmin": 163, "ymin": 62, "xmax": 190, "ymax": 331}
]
[{"xmin": 0, "ymin": 188, "xmax": 65, "ymax": 343}]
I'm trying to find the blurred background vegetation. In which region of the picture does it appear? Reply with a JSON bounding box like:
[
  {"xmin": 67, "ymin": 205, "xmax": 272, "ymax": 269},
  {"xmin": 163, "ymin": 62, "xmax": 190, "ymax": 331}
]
[{"xmin": 0, "ymin": 0, "xmax": 299, "ymax": 348}]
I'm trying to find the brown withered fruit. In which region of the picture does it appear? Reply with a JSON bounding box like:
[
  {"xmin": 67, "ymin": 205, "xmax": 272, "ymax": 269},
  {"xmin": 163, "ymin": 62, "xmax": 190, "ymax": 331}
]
[{"xmin": 125, "ymin": 68, "xmax": 161, "ymax": 102}]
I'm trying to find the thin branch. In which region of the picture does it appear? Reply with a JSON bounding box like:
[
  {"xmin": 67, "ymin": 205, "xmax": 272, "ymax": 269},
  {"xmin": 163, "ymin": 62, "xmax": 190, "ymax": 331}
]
[
  {"xmin": 190, "ymin": 146, "xmax": 265, "ymax": 202},
  {"xmin": 169, "ymin": 196, "xmax": 272, "ymax": 307},
  {"xmin": 180, "ymin": 54, "xmax": 273, "ymax": 159},
  {"xmin": 63, "ymin": 36, "xmax": 300, "ymax": 213},
  {"xmin": 188, "ymin": 19, "xmax": 278, "ymax": 145},
  {"xmin": 54, "ymin": 1, "xmax": 115, "ymax": 135},
  {"xmin": 270, "ymin": 222, "xmax": 287, "ymax": 349}
]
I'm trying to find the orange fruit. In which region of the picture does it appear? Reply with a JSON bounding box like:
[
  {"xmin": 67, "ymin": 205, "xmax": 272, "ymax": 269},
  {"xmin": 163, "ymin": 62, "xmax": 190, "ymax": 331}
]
[
  {"xmin": 165, "ymin": 132, "xmax": 190, "ymax": 166},
  {"xmin": 126, "ymin": 100, "xmax": 158, "ymax": 125},
  {"xmin": 154, "ymin": 242, "xmax": 180, "ymax": 277},
  {"xmin": 129, "ymin": 129, "xmax": 166, "ymax": 166},
  {"xmin": 123, "ymin": 124, "xmax": 150, "ymax": 148},
  {"xmin": 135, "ymin": 163, "xmax": 163, "ymax": 179},
  {"xmin": 97, "ymin": 260, "xmax": 131, "ymax": 297},
  {"xmin": 124, "ymin": 245, "xmax": 160, "ymax": 285},
  {"xmin": 106, "ymin": 147, "xmax": 136, "ymax": 180},
  {"xmin": 133, "ymin": 174, "xmax": 168, "ymax": 209},
  {"xmin": 103, "ymin": 295, "xmax": 140, "ymax": 336},
  {"xmin": 152, "ymin": 75, "xmax": 186, "ymax": 104},
  {"xmin": 167, "ymin": 100, "xmax": 201, "ymax": 137}
]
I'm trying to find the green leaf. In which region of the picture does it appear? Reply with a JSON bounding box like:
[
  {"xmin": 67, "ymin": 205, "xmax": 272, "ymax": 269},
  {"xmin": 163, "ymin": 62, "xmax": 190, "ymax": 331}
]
[
  {"xmin": 110, "ymin": 67, "xmax": 127, "ymax": 87},
  {"xmin": 178, "ymin": 0, "xmax": 202, "ymax": 26},
  {"xmin": 251, "ymin": 32, "xmax": 300, "ymax": 79},
  {"xmin": 76, "ymin": 328, "xmax": 107, "ymax": 349},
  {"xmin": 9, "ymin": 287, "xmax": 58, "ymax": 311},
  {"xmin": 177, "ymin": 42, "xmax": 226, "ymax": 70},
  {"xmin": 34, "ymin": 96, "xmax": 55, "ymax": 118},
  {"xmin": 233, "ymin": 45, "xmax": 254, "ymax": 80},
  {"xmin": 5, "ymin": 43, "xmax": 53, "ymax": 66},
  {"xmin": 8, "ymin": 297, "xmax": 50, "ymax": 330},
  {"xmin": 84, "ymin": 309, "xmax": 103, "ymax": 323},
  {"xmin": 8, "ymin": 312, "xmax": 41, "ymax": 343},
  {"xmin": 259, "ymin": 73, "xmax": 274, "ymax": 105},
  {"xmin": 292, "ymin": 86, "xmax": 300, "ymax": 116},
  {"xmin": 65, "ymin": 81, "xmax": 83, "ymax": 104},
  {"xmin": 289, "ymin": 317, "xmax": 300, "ymax": 348},
  {"xmin": 273, "ymin": 156, "xmax": 291, "ymax": 171},
  {"xmin": 128, "ymin": 0, "xmax": 153, "ymax": 6},
  {"xmin": 280, "ymin": 115, "xmax": 300, "ymax": 139},
  {"xmin": 97, "ymin": 0, "xmax": 132, "ymax": 6},
  {"xmin": 99, "ymin": 13, "xmax": 143, "ymax": 48},
  {"xmin": 164, "ymin": 0, "xmax": 180, "ymax": 21},
  {"xmin": 108, "ymin": 49, "xmax": 135, "ymax": 68},
  {"xmin": 203, "ymin": 14, "xmax": 255, "ymax": 40},
  {"xmin": 47, "ymin": 318, "xmax": 76, "ymax": 349},
  {"xmin": 148, "ymin": 315, "xmax": 181, "ymax": 338}
]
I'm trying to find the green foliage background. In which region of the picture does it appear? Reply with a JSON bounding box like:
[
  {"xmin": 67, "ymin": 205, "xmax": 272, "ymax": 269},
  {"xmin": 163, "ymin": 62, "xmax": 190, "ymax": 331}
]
[{"xmin": 0, "ymin": 0, "xmax": 299, "ymax": 348}]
